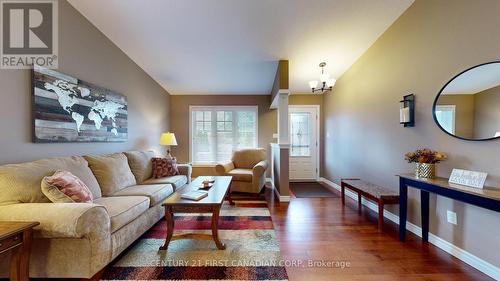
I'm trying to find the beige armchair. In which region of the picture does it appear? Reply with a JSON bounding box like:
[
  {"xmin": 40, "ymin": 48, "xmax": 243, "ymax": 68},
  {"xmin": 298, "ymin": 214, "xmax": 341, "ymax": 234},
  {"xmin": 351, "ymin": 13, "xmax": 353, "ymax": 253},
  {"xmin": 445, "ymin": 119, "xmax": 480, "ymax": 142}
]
[{"xmin": 215, "ymin": 148, "xmax": 268, "ymax": 194}]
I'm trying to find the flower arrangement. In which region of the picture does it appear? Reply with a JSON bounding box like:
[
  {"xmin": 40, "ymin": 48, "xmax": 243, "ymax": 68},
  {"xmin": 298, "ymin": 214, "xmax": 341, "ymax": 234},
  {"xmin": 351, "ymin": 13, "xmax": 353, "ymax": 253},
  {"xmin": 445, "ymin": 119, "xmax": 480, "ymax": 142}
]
[{"xmin": 404, "ymin": 148, "xmax": 447, "ymax": 164}]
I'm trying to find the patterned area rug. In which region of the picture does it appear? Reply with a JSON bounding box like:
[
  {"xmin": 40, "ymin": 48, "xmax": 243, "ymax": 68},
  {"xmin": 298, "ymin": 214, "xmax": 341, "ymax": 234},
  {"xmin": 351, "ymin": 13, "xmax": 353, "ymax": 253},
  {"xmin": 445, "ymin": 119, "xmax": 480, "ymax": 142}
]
[{"xmin": 102, "ymin": 200, "xmax": 288, "ymax": 280}]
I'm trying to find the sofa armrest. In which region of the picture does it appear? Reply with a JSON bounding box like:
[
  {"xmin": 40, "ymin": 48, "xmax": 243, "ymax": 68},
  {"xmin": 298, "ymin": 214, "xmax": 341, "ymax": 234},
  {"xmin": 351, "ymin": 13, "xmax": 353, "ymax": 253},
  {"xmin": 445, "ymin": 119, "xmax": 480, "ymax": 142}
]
[
  {"xmin": 177, "ymin": 164, "xmax": 192, "ymax": 183},
  {"xmin": 215, "ymin": 161, "xmax": 235, "ymax": 175},
  {"xmin": 252, "ymin": 160, "xmax": 268, "ymax": 178},
  {"xmin": 0, "ymin": 203, "xmax": 110, "ymax": 239}
]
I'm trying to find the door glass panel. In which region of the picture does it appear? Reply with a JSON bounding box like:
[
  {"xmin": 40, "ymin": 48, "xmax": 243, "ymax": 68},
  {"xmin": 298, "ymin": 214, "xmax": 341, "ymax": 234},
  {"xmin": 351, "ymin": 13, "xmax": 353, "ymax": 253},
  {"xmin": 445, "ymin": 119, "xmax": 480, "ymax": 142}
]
[{"xmin": 290, "ymin": 112, "xmax": 311, "ymax": 156}]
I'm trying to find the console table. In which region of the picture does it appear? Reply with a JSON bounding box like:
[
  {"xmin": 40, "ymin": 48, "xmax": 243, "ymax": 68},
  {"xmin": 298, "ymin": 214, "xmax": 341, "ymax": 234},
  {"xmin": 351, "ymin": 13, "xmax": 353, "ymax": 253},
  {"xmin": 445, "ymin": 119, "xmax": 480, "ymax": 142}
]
[{"xmin": 398, "ymin": 174, "xmax": 500, "ymax": 242}]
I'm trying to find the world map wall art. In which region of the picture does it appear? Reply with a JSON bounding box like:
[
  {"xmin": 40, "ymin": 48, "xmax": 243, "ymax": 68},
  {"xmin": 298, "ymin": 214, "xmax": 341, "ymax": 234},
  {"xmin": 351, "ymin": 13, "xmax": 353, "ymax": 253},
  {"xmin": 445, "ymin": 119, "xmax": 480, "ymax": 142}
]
[{"xmin": 32, "ymin": 65, "xmax": 128, "ymax": 142}]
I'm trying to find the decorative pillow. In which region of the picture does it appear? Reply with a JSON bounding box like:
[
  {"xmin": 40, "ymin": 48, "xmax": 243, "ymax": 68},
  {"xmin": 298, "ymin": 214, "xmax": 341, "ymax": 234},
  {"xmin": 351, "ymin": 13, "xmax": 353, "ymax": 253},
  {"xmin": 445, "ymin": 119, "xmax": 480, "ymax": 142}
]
[
  {"xmin": 41, "ymin": 170, "xmax": 93, "ymax": 203},
  {"xmin": 152, "ymin": 157, "xmax": 180, "ymax": 178}
]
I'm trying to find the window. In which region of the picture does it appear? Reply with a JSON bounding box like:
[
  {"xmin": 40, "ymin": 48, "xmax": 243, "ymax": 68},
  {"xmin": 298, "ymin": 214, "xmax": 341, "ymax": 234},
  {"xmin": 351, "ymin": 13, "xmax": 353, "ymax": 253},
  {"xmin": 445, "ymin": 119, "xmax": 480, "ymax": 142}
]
[
  {"xmin": 290, "ymin": 112, "xmax": 311, "ymax": 157},
  {"xmin": 435, "ymin": 105, "xmax": 456, "ymax": 134},
  {"xmin": 190, "ymin": 106, "xmax": 258, "ymax": 164}
]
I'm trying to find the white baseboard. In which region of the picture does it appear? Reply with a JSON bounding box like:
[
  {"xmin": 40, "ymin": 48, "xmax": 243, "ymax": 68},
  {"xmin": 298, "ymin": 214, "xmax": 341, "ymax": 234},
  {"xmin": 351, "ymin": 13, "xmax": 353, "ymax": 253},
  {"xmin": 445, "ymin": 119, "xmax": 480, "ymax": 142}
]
[{"xmin": 319, "ymin": 177, "xmax": 500, "ymax": 280}]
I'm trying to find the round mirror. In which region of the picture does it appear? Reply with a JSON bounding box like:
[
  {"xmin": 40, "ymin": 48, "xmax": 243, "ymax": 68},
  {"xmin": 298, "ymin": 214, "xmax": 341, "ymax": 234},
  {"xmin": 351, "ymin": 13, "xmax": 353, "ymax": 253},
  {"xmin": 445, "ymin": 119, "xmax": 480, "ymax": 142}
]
[{"xmin": 433, "ymin": 62, "xmax": 500, "ymax": 141}]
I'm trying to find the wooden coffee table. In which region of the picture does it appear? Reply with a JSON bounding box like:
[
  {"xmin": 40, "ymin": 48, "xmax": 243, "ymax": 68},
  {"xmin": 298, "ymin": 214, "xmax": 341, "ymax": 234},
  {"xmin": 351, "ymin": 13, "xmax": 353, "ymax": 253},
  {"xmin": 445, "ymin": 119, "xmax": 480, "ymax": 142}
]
[{"xmin": 159, "ymin": 176, "xmax": 232, "ymax": 251}]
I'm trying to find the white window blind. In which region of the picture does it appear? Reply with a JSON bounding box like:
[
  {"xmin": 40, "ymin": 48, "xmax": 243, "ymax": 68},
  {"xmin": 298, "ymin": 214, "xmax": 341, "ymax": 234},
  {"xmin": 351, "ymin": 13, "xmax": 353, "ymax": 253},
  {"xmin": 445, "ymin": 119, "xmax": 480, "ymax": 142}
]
[{"xmin": 190, "ymin": 106, "xmax": 258, "ymax": 164}]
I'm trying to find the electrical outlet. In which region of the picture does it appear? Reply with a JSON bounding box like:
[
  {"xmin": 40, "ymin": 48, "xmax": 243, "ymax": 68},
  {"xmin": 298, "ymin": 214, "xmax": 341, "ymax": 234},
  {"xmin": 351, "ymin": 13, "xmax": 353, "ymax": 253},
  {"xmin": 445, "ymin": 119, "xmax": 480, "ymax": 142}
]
[{"xmin": 447, "ymin": 210, "xmax": 457, "ymax": 225}]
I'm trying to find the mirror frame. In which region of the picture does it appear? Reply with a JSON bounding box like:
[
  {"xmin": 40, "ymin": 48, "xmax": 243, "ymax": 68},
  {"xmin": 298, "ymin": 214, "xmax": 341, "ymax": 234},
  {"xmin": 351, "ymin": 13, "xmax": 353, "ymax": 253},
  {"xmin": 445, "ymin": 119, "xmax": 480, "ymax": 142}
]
[{"xmin": 432, "ymin": 61, "xmax": 500, "ymax": 141}]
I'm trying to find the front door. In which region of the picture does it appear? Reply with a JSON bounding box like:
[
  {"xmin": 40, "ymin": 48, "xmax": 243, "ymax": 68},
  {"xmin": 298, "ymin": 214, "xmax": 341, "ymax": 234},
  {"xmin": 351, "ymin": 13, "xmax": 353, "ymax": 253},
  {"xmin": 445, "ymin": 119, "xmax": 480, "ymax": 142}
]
[{"xmin": 289, "ymin": 106, "xmax": 319, "ymax": 181}]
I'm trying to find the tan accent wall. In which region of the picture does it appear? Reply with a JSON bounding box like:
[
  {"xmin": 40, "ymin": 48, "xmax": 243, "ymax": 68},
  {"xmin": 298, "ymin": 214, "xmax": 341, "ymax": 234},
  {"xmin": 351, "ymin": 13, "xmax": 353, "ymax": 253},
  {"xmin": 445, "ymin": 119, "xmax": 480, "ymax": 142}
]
[
  {"xmin": 323, "ymin": 0, "xmax": 500, "ymax": 266},
  {"xmin": 437, "ymin": 94, "xmax": 475, "ymax": 138},
  {"xmin": 0, "ymin": 0, "xmax": 170, "ymax": 165},
  {"xmin": 474, "ymin": 86, "xmax": 500, "ymax": 139},
  {"xmin": 169, "ymin": 95, "xmax": 277, "ymax": 177}
]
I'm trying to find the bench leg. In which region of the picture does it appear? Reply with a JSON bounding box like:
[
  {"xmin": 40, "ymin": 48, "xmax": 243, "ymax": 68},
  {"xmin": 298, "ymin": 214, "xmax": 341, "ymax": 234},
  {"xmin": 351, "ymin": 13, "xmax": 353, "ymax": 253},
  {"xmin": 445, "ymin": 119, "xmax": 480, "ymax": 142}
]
[
  {"xmin": 357, "ymin": 193, "xmax": 362, "ymax": 212},
  {"xmin": 341, "ymin": 185, "xmax": 345, "ymax": 205},
  {"xmin": 378, "ymin": 201, "xmax": 384, "ymax": 231}
]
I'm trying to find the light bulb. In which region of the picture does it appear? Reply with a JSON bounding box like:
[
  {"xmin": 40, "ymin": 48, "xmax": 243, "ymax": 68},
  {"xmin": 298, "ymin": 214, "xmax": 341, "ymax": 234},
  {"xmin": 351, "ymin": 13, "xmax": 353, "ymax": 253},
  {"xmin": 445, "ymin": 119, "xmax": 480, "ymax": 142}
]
[{"xmin": 309, "ymin": 80, "xmax": 319, "ymax": 89}]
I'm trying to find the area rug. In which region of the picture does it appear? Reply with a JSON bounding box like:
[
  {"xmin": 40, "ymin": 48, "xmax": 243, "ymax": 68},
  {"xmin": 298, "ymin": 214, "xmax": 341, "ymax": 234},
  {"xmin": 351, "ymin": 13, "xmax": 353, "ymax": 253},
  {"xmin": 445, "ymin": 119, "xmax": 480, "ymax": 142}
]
[
  {"xmin": 289, "ymin": 182, "xmax": 338, "ymax": 198},
  {"xmin": 101, "ymin": 200, "xmax": 288, "ymax": 280}
]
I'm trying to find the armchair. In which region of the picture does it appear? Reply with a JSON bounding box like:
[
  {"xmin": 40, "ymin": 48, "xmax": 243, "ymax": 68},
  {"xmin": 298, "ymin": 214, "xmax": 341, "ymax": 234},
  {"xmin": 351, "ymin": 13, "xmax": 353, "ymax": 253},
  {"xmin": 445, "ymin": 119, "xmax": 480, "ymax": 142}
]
[{"xmin": 215, "ymin": 148, "xmax": 268, "ymax": 194}]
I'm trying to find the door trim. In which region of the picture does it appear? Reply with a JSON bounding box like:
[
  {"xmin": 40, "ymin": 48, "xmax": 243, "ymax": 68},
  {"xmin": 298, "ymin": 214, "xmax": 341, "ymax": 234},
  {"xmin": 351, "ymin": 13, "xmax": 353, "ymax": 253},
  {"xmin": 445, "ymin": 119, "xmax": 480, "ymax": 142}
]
[{"xmin": 289, "ymin": 105, "xmax": 320, "ymax": 181}]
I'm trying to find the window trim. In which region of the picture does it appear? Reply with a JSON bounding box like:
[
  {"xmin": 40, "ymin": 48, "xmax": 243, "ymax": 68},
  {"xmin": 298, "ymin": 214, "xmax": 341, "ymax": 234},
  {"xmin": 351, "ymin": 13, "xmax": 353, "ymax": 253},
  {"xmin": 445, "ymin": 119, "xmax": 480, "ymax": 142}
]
[{"xmin": 189, "ymin": 105, "xmax": 258, "ymax": 165}]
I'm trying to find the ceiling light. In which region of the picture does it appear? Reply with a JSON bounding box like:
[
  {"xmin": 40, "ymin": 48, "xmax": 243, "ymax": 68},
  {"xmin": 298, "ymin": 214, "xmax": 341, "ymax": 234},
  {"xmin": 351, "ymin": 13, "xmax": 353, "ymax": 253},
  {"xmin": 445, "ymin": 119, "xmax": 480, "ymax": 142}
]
[{"xmin": 309, "ymin": 62, "xmax": 335, "ymax": 93}]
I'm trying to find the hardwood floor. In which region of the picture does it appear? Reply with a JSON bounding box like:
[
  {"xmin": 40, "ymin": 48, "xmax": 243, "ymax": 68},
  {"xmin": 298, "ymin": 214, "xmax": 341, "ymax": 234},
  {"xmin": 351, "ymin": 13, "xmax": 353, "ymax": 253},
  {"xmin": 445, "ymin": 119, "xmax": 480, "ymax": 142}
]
[{"xmin": 262, "ymin": 184, "xmax": 493, "ymax": 281}]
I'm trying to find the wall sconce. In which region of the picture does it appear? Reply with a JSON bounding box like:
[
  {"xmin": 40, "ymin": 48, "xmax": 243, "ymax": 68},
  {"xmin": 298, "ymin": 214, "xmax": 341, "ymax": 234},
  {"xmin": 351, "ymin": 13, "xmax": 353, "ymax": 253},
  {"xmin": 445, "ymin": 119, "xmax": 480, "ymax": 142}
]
[{"xmin": 400, "ymin": 94, "xmax": 415, "ymax": 127}]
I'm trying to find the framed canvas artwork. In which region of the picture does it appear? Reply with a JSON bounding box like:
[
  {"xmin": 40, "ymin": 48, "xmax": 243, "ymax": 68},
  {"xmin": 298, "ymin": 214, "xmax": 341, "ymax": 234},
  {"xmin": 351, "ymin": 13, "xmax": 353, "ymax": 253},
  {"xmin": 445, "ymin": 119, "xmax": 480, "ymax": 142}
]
[{"xmin": 32, "ymin": 65, "xmax": 128, "ymax": 142}]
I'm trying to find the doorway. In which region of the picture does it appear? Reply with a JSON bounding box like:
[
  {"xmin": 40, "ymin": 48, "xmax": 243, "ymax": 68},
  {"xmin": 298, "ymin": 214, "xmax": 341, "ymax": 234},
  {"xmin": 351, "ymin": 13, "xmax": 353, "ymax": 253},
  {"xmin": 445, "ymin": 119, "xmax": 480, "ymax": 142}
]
[{"xmin": 289, "ymin": 105, "xmax": 320, "ymax": 181}]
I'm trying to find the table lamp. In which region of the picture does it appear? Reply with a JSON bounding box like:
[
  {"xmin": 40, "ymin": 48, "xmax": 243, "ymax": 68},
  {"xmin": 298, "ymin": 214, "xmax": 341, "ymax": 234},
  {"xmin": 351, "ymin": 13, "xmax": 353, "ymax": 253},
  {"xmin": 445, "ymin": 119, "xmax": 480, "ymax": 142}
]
[{"xmin": 160, "ymin": 132, "xmax": 177, "ymax": 156}]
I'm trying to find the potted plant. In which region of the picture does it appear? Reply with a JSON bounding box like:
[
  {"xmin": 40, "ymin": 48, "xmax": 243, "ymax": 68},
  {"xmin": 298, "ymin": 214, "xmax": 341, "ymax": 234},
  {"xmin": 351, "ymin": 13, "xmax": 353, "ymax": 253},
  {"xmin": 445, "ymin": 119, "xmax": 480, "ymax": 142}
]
[{"xmin": 404, "ymin": 148, "xmax": 447, "ymax": 178}]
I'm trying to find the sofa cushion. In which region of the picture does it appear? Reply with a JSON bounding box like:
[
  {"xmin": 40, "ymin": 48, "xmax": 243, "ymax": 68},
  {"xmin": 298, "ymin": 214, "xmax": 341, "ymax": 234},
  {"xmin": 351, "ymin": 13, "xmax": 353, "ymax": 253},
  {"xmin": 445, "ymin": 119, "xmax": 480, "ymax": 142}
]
[
  {"xmin": 152, "ymin": 157, "xmax": 180, "ymax": 178},
  {"xmin": 142, "ymin": 175, "xmax": 187, "ymax": 191},
  {"xmin": 123, "ymin": 151, "xmax": 155, "ymax": 183},
  {"xmin": 227, "ymin": 168, "xmax": 253, "ymax": 182},
  {"xmin": 111, "ymin": 184, "xmax": 173, "ymax": 206},
  {"xmin": 231, "ymin": 148, "xmax": 267, "ymax": 169},
  {"xmin": 85, "ymin": 153, "xmax": 137, "ymax": 196},
  {"xmin": 41, "ymin": 170, "xmax": 94, "ymax": 203},
  {"xmin": 93, "ymin": 196, "xmax": 149, "ymax": 233},
  {"xmin": 0, "ymin": 156, "xmax": 101, "ymax": 205}
]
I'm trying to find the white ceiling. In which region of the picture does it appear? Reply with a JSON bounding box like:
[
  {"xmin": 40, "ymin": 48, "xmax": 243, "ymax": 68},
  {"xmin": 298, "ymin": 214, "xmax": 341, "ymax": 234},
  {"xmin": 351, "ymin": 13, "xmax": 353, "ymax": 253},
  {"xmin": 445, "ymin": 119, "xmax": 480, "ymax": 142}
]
[
  {"xmin": 68, "ymin": 0, "xmax": 413, "ymax": 95},
  {"xmin": 442, "ymin": 63, "xmax": 500, "ymax": 95}
]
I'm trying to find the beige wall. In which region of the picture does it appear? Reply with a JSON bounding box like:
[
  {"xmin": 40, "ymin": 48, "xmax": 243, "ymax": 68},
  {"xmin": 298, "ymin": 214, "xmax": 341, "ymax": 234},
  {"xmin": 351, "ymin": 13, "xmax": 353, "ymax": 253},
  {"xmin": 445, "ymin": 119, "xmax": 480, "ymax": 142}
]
[
  {"xmin": 323, "ymin": 0, "xmax": 500, "ymax": 267},
  {"xmin": 474, "ymin": 86, "xmax": 500, "ymax": 139},
  {"xmin": 437, "ymin": 94, "xmax": 475, "ymax": 138},
  {"xmin": 0, "ymin": 0, "xmax": 170, "ymax": 165},
  {"xmin": 169, "ymin": 95, "xmax": 277, "ymax": 176}
]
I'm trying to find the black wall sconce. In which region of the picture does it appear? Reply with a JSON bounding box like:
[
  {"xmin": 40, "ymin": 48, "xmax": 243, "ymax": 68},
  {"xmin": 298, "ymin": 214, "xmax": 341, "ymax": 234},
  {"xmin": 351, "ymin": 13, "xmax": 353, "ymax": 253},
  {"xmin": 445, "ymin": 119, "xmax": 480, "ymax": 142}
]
[{"xmin": 400, "ymin": 94, "xmax": 415, "ymax": 127}]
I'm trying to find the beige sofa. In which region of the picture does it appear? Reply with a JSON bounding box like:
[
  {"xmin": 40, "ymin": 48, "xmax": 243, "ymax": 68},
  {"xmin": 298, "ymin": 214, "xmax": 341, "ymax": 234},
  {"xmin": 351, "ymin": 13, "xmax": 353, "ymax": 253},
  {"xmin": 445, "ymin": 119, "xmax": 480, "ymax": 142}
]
[
  {"xmin": 0, "ymin": 151, "xmax": 191, "ymax": 279},
  {"xmin": 215, "ymin": 148, "xmax": 268, "ymax": 194}
]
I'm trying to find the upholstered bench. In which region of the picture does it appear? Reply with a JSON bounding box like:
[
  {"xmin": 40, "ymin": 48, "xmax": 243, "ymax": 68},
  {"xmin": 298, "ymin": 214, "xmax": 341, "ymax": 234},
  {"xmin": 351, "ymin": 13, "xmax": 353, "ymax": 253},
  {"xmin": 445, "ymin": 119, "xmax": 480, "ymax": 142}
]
[{"xmin": 340, "ymin": 179, "xmax": 400, "ymax": 230}]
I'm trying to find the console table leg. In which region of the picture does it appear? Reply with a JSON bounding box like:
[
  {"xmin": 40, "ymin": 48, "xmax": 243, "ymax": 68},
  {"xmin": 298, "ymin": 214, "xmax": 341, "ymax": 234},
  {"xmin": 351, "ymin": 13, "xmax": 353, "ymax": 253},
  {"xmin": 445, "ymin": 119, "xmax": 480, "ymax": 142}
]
[
  {"xmin": 211, "ymin": 206, "xmax": 226, "ymax": 250},
  {"xmin": 399, "ymin": 178, "xmax": 408, "ymax": 241},
  {"xmin": 421, "ymin": 190, "xmax": 430, "ymax": 242},
  {"xmin": 159, "ymin": 206, "xmax": 174, "ymax": 251}
]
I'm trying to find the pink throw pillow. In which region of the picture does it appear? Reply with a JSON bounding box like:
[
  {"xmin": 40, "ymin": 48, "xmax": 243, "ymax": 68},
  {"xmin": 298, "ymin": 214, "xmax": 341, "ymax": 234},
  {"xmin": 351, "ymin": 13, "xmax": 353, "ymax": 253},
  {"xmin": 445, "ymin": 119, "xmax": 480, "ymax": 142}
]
[
  {"xmin": 42, "ymin": 170, "xmax": 93, "ymax": 203},
  {"xmin": 152, "ymin": 157, "xmax": 180, "ymax": 178}
]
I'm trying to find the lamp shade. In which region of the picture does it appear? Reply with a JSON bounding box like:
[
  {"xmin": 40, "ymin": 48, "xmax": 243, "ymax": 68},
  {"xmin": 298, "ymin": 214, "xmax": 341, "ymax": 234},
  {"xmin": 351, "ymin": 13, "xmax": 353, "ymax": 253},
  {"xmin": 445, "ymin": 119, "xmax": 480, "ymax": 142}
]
[
  {"xmin": 159, "ymin": 132, "xmax": 177, "ymax": 146},
  {"xmin": 309, "ymin": 80, "xmax": 319, "ymax": 89},
  {"xmin": 326, "ymin": 78, "xmax": 336, "ymax": 87}
]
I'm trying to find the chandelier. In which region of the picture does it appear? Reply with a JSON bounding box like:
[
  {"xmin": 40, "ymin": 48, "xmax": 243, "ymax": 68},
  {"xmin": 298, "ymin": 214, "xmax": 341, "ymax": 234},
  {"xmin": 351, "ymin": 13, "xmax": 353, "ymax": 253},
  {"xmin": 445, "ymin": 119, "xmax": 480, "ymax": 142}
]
[{"xmin": 308, "ymin": 62, "xmax": 336, "ymax": 93}]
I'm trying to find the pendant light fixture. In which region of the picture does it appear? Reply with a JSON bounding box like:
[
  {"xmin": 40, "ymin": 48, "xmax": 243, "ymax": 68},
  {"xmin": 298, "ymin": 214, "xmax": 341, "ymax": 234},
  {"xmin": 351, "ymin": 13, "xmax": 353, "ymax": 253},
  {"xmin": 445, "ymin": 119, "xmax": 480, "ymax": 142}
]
[{"xmin": 309, "ymin": 62, "xmax": 336, "ymax": 93}]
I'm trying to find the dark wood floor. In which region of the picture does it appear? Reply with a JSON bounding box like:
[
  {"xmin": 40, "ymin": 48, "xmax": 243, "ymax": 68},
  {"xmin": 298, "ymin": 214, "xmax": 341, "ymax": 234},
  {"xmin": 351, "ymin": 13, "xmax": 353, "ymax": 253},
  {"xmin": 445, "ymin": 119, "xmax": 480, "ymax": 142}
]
[{"xmin": 262, "ymin": 184, "xmax": 492, "ymax": 281}]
